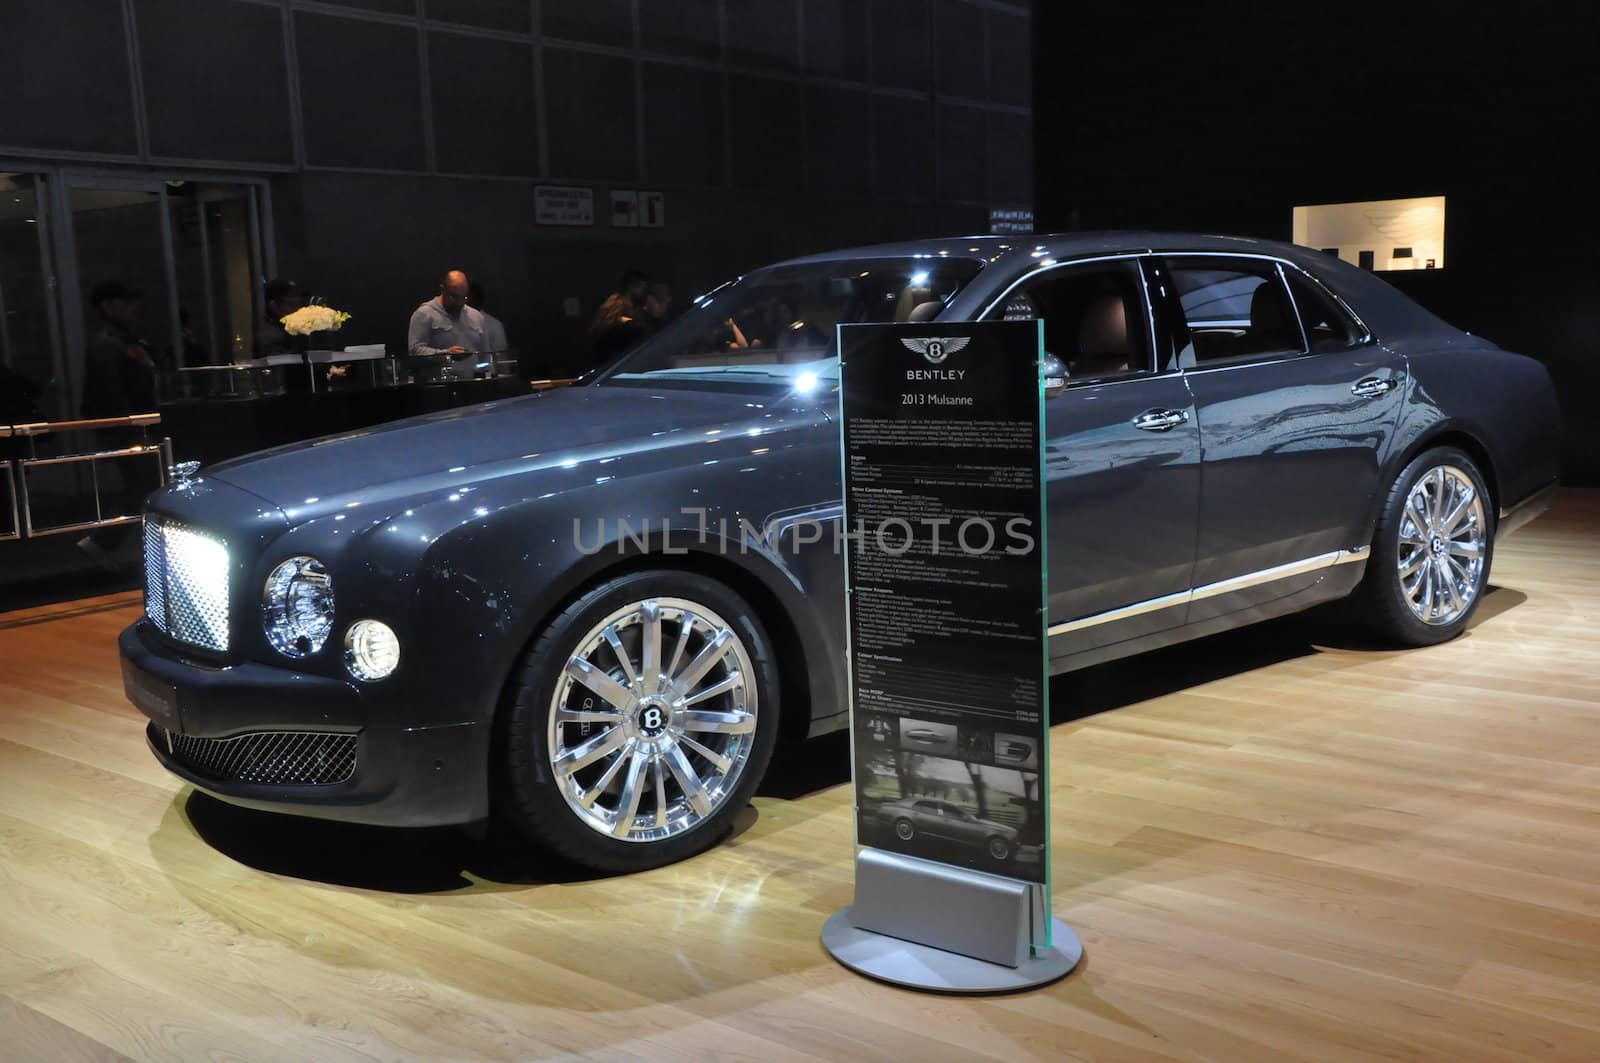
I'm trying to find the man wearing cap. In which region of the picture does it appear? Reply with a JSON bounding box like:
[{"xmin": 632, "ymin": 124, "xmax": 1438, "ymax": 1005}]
[{"xmin": 80, "ymin": 280, "xmax": 157, "ymax": 418}]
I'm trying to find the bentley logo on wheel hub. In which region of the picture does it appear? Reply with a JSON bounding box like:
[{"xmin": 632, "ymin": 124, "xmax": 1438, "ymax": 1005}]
[{"xmin": 635, "ymin": 697, "xmax": 670, "ymax": 737}]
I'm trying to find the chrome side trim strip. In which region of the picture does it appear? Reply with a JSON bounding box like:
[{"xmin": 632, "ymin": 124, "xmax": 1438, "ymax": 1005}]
[
  {"xmin": 1047, "ymin": 588, "xmax": 1191, "ymax": 636},
  {"xmin": 1048, "ymin": 545, "xmax": 1370, "ymax": 637}
]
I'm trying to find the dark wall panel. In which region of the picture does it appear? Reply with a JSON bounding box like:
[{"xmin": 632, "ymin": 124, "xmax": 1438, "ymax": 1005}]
[
  {"xmin": 988, "ymin": 109, "xmax": 1029, "ymax": 204},
  {"xmin": 640, "ymin": 1, "xmax": 721, "ymax": 61},
  {"xmin": 806, "ymin": 87, "xmax": 871, "ymax": 197},
  {"xmin": 0, "ymin": 0, "xmax": 138, "ymax": 154},
  {"xmin": 544, "ymin": 49, "xmax": 637, "ymax": 180},
  {"xmin": 541, "ymin": 0, "xmax": 632, "ymax": 45},
  {"xmin": 295, "ymin": 13, "xmax": 426, "ymax": 170},
  {"xmin": 933, "ymin": 0, "xmax": 985, "ymax": 99},
  {"xmin": 429, "ymin": 32, "xmax": 537, "ymax": 176},
  {"xmin": 871, "ymin": 0, "xmax": 930, "ymax": 91},
  {"xmin": 729, "ymin": 76, "xmax": 804, "ymax": 191},
  {"xmin": 313, "ymin": 0, "xmax": 415, "ymax": 14},
  {"xmin": 873, "ymin": 96, "xmax": 934, "ymax": 203},
  {"xmin": 804, "ymin": 0, "xmax": 869, "ymax": 82},
  {"xmin": 138, "ymin": 0, "xmax": 293, "ymax": 164},
  {"xmin": 988, "ymin": 11, "xmax": 1029, "ymax": 106},
  {"xmin": 937, "ymin": 104, "xmax": 985, "ymax": 203},
  {"xmin": 725, "ymin": 0, "xmax": 800, "ymax": 70},
  {"xmin": 429, "ymin": 0, "xmax": 531, "ymax": 33},
  {"xmin": 642, "ymin": 63, "xmax": 724, "ymax": 187}
]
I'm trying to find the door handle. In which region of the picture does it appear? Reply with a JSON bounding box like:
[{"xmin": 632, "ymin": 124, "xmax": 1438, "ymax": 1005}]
[
  {"xmin": 1351, "ymin": 376, "xmax": 1395, "ymax": 398},
  {"xmin": 1132, "ymin": 408, "xmax": 1189, "ymax": 432}
]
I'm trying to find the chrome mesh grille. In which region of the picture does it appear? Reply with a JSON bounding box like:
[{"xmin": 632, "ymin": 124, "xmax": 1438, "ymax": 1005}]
[
  {"xmin": 143, "ymin": 517, "xmax": 229, "ymax": 652},
  {"xmin": 159, "ymin": 726, "xmax": 358, "ymax": 786}
]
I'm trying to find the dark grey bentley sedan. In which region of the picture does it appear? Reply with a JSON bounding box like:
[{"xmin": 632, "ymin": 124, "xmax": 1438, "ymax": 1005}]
[{"xmin": 121, "ymin": 233, "xmax": 1559, "ymax": 871}]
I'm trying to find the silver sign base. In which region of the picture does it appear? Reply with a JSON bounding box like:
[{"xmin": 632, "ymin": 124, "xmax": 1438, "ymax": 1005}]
[{"xmin": 821, "ymin": 849, "xmax": 1082, "ymax": 994}]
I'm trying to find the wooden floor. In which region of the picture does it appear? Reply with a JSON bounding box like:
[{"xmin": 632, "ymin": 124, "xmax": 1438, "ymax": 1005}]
[{"xmin": 3, "ymin": 492, "xmax": 1599, "ymax": 1062}]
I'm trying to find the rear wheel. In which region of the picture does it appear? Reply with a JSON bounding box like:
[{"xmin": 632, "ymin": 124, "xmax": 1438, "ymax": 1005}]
[
  {"xmin": 499, "ymin": 570, "xmax": 779, "ymax": 873},
  {"xmin": 1353, "ymin": 446, "xmax": 1493, "ymax": 646}
]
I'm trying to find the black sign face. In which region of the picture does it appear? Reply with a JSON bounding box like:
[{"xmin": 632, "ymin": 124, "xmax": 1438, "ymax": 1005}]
[{"xmin": 840, "ymin": 321, "xmax": 1048, "ymax": 884}]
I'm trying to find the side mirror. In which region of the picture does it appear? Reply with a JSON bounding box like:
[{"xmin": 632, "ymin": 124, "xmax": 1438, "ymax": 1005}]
[{"xmin": 1042, "ymin": 353, "xmax": 1068, "ymax": 398}]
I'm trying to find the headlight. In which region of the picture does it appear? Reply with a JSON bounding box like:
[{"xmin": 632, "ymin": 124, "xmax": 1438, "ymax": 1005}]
[
  {"xmin": 344, "ymin": 619, "xmax": 400, "ymax": 681},
  {"xmin": 262, "ymin": 556, "xmax": 334, "ymax": 657}
]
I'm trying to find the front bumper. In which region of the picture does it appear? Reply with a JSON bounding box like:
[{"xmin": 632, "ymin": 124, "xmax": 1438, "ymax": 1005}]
[{"xmin": 120, "ymin": 621, "xmax": 488, "ymax": 827}]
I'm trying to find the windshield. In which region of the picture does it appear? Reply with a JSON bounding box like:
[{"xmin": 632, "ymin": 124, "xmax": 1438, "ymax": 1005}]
[{"xmin": 598, "ymin": 256, "xmax": 984, "ymax": 391}]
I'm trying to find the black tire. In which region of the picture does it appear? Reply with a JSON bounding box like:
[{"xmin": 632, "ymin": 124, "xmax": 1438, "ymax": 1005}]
[
  {"xmin": 498, "ymin": 569, "xmax": 780, "ymax": 873},
  {"xmin": 986, "ymin": 836, "xmax": 1012, "ymax": 862},
  {"xmin": 1352, "ymin": 445, "xmax": 1494, "ymax": 647},
  {"xmin": 894, "ymin": 818, "xmax": 916, "ymax": 842}
]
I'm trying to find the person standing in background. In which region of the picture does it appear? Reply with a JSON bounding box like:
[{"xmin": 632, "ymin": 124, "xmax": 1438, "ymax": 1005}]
[
  {"xmin": 468, "ymin": 282, "xmax": 508, "ymax": 355},
  {"xmin": 587, "ymin": 268, "xmax": 651, "ymax": 366},
  {"xmin": 253, "ymin": 278, "xmax": 308, "ymax": 358},
  {"xmin": 76, "ymin": 280, "xmax": 159, "ymax": 571},
  {"xmin": 408, "ymin": 269, "xmax": 487, "ymax": 380},
  {"xmin": 80, "ymin": 280, "xmax": 157, "ymax": 418},
  {"xmin": 642, "ymin": 281, "xmax": 673, "ymax": 332}
]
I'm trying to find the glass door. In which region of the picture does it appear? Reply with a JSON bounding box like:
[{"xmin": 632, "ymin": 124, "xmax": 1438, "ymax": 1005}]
[
  {"xmin": 63, "ymin": 177, "xmax": 177, "ymax": 387},
  {"xmin": 0, "ymin": 171, "xmax": 64, "ymax": 422}
]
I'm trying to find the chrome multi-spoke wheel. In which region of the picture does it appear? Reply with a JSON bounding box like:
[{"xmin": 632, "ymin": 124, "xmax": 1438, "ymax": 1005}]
[
  {"xmin": 547, "ymin": 597, "xmax": 758, "ymax": 843},
  {"xmin": 1396, "ymin": 464, "xmax": 1486, "ymax": 626}
]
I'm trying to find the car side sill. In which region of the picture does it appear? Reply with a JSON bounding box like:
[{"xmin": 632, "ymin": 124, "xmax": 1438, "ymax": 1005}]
[
  {"xmin": 1496, "ymin": 480, "xmax": 1556, "ymax": 542},
  {"xmin": 1048, "ymin": 546, "xmax": 1371, "ymax": 637}
]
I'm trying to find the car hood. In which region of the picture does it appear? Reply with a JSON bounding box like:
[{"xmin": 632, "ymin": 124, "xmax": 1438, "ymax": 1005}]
[{"xmin": 206, "ymin": 384, "xmax": 830, "ymax": 522}]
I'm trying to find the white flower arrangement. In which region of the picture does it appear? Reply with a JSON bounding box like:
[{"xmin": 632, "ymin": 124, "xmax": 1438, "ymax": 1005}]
[{"xmin": 280, "ymin": 304, "xmax": 351, "ymax": 336}]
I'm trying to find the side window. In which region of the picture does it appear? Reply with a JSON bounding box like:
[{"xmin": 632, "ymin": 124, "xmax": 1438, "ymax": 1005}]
[
  {"xmin": 990, "ymin": 262, "xmax": 1153, "ymax": 383},
  {"xmin": 1167, "ymin": 258, "xmax": 1305, "ymax": 364},
  {"xmin": 1284, "ymin": 268, "xmax": 1364, "ymax": 353}
]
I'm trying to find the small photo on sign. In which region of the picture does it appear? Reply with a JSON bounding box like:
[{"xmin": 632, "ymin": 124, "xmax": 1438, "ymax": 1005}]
[
  {"xmin": 993, "ymin": 732, "xmax": 1038, "ymax": 770},
  {"xmin": 856, "ymin": 752, "xmax": 1045, "ymax": 875},
  {"xmin": 861, "ymin": 712, "xmax": 898, "ymax": 746},
  {"xmin": 898, "ymin": 718, "xmax": 957, "ymax": 757}
]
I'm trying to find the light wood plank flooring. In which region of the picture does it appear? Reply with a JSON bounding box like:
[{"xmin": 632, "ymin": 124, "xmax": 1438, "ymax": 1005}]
[{"xmin": 2, "ymin": 491, "xmax": 1598, "ymax": 1061}]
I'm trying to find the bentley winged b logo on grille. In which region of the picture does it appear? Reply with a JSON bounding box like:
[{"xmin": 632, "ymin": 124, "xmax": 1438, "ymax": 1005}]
[{"xmin": 900, "ymin": 336, "xmax": 971, "ymax": 365}]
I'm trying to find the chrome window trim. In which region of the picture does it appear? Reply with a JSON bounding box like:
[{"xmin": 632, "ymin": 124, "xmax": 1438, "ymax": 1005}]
[
  {"xmin": 1047, "ymin": 545, "xmax": 1370, "ymax": 637},
  {"xmin": 1155, "ymin": 250, "xmax": 1376, "ymax": 349},
  {"xmin": 974, "ymin": 252, "xmax": 1181, "ymax": 386}
]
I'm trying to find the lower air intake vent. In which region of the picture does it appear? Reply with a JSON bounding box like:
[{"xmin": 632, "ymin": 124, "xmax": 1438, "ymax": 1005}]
[{"xmin": 157, "ymin": 725, "xmax": 357, "ymax": 786}]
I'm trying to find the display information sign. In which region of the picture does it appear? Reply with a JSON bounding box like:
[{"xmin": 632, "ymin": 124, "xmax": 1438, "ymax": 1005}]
[{"xmin": 839, "ymin": 321, "xmax": 1049, "ymax": 885}]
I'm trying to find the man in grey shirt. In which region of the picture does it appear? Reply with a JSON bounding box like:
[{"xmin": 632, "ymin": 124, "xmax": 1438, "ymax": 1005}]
[{"xmin": 408, "ymin": 269, "xmax": 487, "ymax": 380}]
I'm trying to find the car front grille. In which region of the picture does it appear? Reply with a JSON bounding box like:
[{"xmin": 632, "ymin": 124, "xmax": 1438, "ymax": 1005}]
[
  {"xmin": 144, "ymin": 518, "xmax": 230, "ymax": 652},
  {"xmin": 156, "ymin": 725, "xmax": 358, "ymax": 786}
]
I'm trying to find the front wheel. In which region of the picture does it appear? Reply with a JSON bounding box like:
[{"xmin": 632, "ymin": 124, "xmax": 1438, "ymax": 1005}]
[
  {"xmin": 986, "ymin": 836, "xmax": 1012, "ymax": 861},
  {"xmin": 1353, "ymin": 446, "xmax": 1494, "ymax": 646},
  {"xmin": 498, "ymin": 570, "xmax": 780, "ymax": 873}
]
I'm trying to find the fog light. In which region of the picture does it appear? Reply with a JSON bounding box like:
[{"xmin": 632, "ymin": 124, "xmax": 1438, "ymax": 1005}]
[{"xmin": 344, "ymin": 619, "xmax": 400, "ymax": 681}]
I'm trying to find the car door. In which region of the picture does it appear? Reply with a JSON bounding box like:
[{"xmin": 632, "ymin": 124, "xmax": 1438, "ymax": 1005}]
[
  {"xmin": 985, "ymin": 258, "xmax": 1201, "ymax": 661},
  {"xmin": 1154, "ymin": 254, "xmax": 1407, "ymax": 620}
]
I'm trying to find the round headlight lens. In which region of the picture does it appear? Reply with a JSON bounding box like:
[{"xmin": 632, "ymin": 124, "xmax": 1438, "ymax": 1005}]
[
  {"xmin": 262, "ymin": 556, "xmax": 334, "ymax": 657},
  {"xmin": 345, "ymin": 619, "xmax": 400, "ymax": 681}
]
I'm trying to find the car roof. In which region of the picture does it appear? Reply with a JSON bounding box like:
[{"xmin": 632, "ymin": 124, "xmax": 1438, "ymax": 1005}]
[
  {"xmin": 774, "ymin": 230, "xmax": 1309, "ymax": 268},
  {"xmin": 769, "ymin": 230, "xmax": 1463, "ymax": 343}
]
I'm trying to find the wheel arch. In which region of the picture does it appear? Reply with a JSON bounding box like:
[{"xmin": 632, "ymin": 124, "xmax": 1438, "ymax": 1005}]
[
  {"xmin": 1375, "ymin": 423, "xmax": 1501, "ymax": 532},
  {"xmin": 487, "ymin": 544, "xmax": 820, "ymax": 791}
]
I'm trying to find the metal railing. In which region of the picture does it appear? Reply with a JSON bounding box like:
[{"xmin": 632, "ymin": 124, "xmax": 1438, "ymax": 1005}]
[{"xmin": 1, "ymin": 413, "xmax": 175, "ymax": 541}]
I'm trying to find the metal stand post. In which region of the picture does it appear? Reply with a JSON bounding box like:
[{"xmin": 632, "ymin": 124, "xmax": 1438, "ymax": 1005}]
[{"xmin": 821, "ymin": 849, "xmax": 1082, "ymax": 993}]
